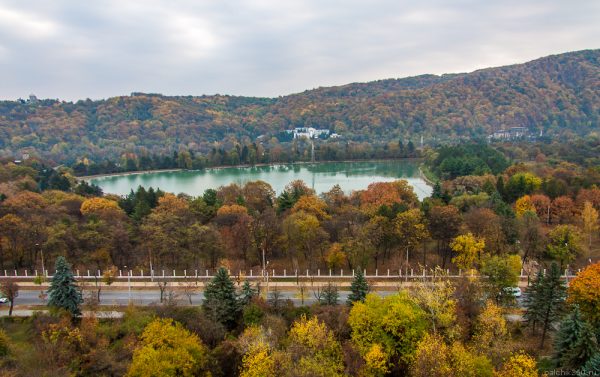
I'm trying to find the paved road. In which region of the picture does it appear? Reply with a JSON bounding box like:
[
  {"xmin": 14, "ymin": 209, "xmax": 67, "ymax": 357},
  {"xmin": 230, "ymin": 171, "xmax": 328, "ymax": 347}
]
[{"xmin": 3, "ymin": 288, "xmax": 403, "ymax": 307}]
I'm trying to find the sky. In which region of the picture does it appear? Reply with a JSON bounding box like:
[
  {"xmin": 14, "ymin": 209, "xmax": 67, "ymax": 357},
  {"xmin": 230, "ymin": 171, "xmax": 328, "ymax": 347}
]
[{"xmin": 0, "ymin": 0, "xmax": 598, "ymax": 101}]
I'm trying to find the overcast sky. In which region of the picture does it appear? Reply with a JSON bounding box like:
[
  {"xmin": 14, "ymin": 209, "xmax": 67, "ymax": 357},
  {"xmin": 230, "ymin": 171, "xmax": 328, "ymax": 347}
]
[{"xmin": 0, "ymin": 0, "xmax": 598, "ymax": 101}]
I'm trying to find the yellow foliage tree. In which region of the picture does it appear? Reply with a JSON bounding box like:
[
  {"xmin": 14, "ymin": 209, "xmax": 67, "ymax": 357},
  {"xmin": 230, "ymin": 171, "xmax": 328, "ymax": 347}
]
[
  {"xmin": 285, "ymin": 315, "xmax": 345, "ymax": 377},
  {"xmin": 515, "ymin": 195, "xmax": 535, "ymax": 217},
  {"xmin": 364, "ymin": 343, "xmax": 389, "ymax": 377},
  {"xmin": 325, "ymin": 243, "xmax": 346, "ymax": 269},
  {"xmin": 451, "ymin": 233, "xmax": 486, "ymax": 271},
  {"xmin": 80, "ymin": 197, "xmax": 122, "ymax": 216},
  {"xmin": 472, "ymin": 301, "xmax": 508, "ymax": 359},
  {"xmin": 127, "ymin": 318, "xmax": 209, "ymax": 377},
  {"xmin": 581, "ymin": 201, "xmax": 599, "ymax": 247},
  {"xmin": 494, "ymin": 351, "xmax": 537, "ymax": 377},
  {"xmin": 292, "ymin": 195, "xmax": 331, "ymax": 220}
]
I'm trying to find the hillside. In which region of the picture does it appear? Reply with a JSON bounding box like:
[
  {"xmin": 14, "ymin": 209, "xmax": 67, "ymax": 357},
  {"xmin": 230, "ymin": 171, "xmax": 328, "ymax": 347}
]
[{"xmin": 0, "ymin": 49, "xmax": 598, "ymax": 165}]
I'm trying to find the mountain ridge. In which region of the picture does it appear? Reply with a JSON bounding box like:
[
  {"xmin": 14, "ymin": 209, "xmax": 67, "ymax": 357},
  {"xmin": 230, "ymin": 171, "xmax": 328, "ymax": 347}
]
[{"xmin": 0, "ymin": 49, "xmax": 598, "ymax": 164}]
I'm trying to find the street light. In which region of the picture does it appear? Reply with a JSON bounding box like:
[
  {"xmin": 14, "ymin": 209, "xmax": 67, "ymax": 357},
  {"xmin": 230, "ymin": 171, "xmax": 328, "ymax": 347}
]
[
  {"xmin": 124, "ymin": 265, "xmax": 131, "ymax": 303},
  {"xmin": 36, "ymin": 243, "xmax": 45, "ymax": 276}
]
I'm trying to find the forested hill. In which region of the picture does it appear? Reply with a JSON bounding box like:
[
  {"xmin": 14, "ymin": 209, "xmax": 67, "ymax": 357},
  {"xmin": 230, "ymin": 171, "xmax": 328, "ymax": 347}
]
[{"xmin": 0, "ymin": 49, "xmax": 598, "ymax": 165}]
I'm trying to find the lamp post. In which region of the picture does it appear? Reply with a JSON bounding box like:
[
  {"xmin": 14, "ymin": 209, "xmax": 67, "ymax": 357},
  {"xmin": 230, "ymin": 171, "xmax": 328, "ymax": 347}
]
[
  {"xmin": 36, "ymin": 243, "xmax": 45, "ymax": 276},
  {"xmin": 124, "ymin": 265, "xmax": 131, "ymax": 303}
]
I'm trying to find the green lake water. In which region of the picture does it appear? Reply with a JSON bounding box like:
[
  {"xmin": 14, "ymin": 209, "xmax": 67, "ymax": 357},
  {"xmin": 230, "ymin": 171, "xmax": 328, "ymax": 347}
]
[{"xmin": 88, "ymin": 160, "xmax": 432, "ymax": 200}]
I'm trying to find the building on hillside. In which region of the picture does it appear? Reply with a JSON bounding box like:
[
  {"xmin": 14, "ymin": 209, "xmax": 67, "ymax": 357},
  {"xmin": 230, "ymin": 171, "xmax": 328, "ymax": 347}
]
[
  {"xmin": 286, "ymin": 127, "xmax": 332, "ymax": 139},
  {"xmin": 488, "ymin": 126, "xmax": 528, "ymax": 140}
]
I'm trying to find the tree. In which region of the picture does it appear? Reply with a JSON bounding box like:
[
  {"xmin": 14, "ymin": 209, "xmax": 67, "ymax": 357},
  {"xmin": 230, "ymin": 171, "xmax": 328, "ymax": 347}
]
[
  {"xmin": 411, "ymin": 333, "xmax": 493, "ymax": 377},
  {"xmin": 515, "ymin": 195, "xmax": 535, "ymax": 217},
  {"xmin": 546, "ymin": 225, "xmax": 583, "ymax": 269},
  {"xmin": 412, "ymin": 270, "xmax": 456, "ymax": 336},
  {"xmin": 348, "ymin": 292, "xmax": 428, "ymax": 370},
  {"xmin": 472, "ymin": 301, "xmax": 508, "ymax": 358},
  {"xmin": 528, "ymin": 263, "xmax": 567, "ymax": 348},
  {"xmin": 582, "ymin": 353, "xmax": 600, "ymax": 375},
  {"xmin": 127, "ymin": 318, "xmax": 210, "ymax": 377},
  {"xmin": 581, "ymin": 201, "xmax": 599, "ymax": 247},
  {"xmin": 395, "ymin": 208, "xmax": 429, "ymax": 268},
  {"xmin": 427, "ymin": 205, "xmax": 462, "ymax": 267},
  {"xmin": 568, "ymin": 262, "xmax": 600, "ymax": 326},
  {"xmin": 480, "ymin": 255, "xmax": 521, "ymax": 305},
  {"xmin": 319, "ymin": 282, "xmax": 339, "ymax": 306},
  {"xmin": 202, "ymin": 267, "xmax": 239, "ymax": 329},
  {"xmin": 0, "ymin": 280, "xmax": 19, "ymax": 316},
  {"xmin": 450, "ymin": 233, "xmax": 485, "ymax": 271},
  {"xmin": 496, "ymin": 352, "xmax": 538, "ymax": 377},
  {"xmin": 239, "ymin": 280, "xmax": 257, "ymax": 306},
  {"xmin": 47, "ymin": 256, "xmax": 83, "ymax": 316},
  {"xmin": 284, "ymin": 315, "xmax": 344, "ymax": 376},
  {"xmin": 552, "ymin": 306, "xmax": 598, "ymax": 371},
  {"xmin": 347, "ymin": 268, "xmax": 369, "ymax": 305}
]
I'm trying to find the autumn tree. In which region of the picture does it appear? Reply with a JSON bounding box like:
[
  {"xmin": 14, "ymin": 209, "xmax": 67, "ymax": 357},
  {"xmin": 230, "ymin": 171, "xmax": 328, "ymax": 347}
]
[
  {"xmin": 495, "ymin": 352, "xmax": 538, "ymax": 377},
  {"xmin": 546, "ymin": 225, "xmax": 583, "ymax": 269},
  {"xmin": 281, "ymin": 211, "xmax": 328, "ymax": 270},
  {"xmin": 427, "ymin": 205, "xmax": 462, "ymax": 267},
  {"xmin": 412, "ymin": 270, "xmax": 457, "ymax": 337},
  {"xmin": 450, "ymin": 233, "xmax": 485, "ymax": 271},
  {"xmin": 127, "ymin": 318, "xmax": 210, "ymax": 377},
  {"xmin": 284, "ymin": 315, "xmax": 344, "ymax": 376},
  {"xmin": 348, "ymin": 292, "xmax": 428, "ymax": 371},
  {"xmin": 551, "ymin": 196, "xmax": 577, "ymax": 224},
  {"xmin": 395, "ymin": 208, "xmax": 429, "ymax": 269},
  {"xmin": 411, "ymin": 333, "xmax": 493, "ymax": 377},
  {"xmin": 581, "ymin": 201, "xmax": 599, "ymax": 247},
  {"xmin": 480, "ymin": 254, "xmax": 521, "ymax": 304},
  {"xmin": 472, "ymin": 300, "xmax": 508, "ymax": 361},
  {"xmin": 568, "ymin": 262, "xmax": 600, "ymax": 326}
]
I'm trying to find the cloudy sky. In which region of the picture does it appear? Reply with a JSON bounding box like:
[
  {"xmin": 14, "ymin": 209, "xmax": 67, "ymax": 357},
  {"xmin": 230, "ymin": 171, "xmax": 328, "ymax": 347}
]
[{"xmin": 0, "ymin": 0, "xmax": 598, "ymax": 101}]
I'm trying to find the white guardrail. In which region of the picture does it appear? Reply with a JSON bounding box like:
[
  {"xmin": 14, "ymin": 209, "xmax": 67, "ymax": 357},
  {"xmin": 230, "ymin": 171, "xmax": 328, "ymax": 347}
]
[{"xmin": 0, "ymin": 267, "xmax": 580, "ymax": 281}]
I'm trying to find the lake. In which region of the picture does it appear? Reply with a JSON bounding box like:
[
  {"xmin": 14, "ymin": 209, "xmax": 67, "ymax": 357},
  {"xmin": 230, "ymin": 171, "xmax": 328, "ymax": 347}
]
[{"xmin": 88, "ymin": 160, "xmax": 432, "ymax": 200}]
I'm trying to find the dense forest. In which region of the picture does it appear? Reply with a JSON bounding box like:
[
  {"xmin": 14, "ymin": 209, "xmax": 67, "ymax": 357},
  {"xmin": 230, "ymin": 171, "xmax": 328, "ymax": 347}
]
[
  {"xmin": 1, "ymin": 140, "xmax": 600, "ymax": 375},
  {"xmin": 0, "ymin": 49, "xmax": 598, "ymax": 168}
]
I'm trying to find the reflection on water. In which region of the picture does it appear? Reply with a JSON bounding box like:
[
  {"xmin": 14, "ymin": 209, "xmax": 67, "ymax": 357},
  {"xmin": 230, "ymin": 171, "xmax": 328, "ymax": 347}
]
[{"xmin": 89, "ymin": 161, "xmax": 432, "ymax": 200}]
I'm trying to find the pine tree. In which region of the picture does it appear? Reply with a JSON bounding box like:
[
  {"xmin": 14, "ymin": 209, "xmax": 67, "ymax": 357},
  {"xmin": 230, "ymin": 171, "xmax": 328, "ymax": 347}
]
[
  {"xmin": 47, "ymin": 256, "xmax": 83, "ymax": 316},
  {"xmin": 202, "ymin": 267, "xmax": 240, "ymax": 329},
  {"xmin": 523, "ymin": 270, "xmax": 544, "ymax": 334},
  {"xmin": 537, "ymin": 263, "xmax": 567, "ymax": 348},
  {"xmin": 238, "ymin": 280, "xmax": 256, "ymax": 306},
  {"xmin": 347, "ymin": 268, "xmax": 369, "ymax": 305},
  {"xmin": 553, "ymin": 306, "xmax": 598, "ymax": 371}
]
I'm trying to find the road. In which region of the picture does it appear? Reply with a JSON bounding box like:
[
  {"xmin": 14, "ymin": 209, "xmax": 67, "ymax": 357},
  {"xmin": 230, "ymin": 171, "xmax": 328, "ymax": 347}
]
[{"xmin": 3, "ymin": 288, "xmax": 404, "ymax": 308}]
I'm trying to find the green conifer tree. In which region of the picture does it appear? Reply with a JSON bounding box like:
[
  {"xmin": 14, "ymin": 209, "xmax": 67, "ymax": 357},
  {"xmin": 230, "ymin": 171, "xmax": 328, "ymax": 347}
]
[
  {"xmin": 523, "ymin": 270, "xmax": 544, "ymax": 334},
  {"xmin": 239, "ymin": 280, "xmax": 256, "ymax": 306},
  {"xmin": 320, "ymin": 282, "xmax": 339, "ymax": 306},
  {"xmin": 553, "ymin": 306, "xmax": 598, "ymax": 370},
  {"xmin": 347, "ymin": 268, "xmax": 369, "ymax": 305},
  {"xmin": 582, "ymin": 353, "xmax": 600, "ymax": 375},
  {"xmin": 538, "ymin": 263, "xmax": 567, "ymax": 348},
  {"xmin": 202, "ymin": 267, "xmax": 239, "ymax": 329},
  {"xmin": 47, "ymin": 256, "xmax": 83, "ymax": 316}
]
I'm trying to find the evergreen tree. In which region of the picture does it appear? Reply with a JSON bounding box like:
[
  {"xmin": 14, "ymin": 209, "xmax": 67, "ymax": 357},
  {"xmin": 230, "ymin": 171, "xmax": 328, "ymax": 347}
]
[
  {"xmin": 431, "ymin": 181, "xmax": 443, "ymax": 200},
  {"xmin": 47, "ymin": 256, "xmax": 83, "ymax": 316},
  {"xmin": 238, "ymin": 280, "xmax": 256, "ymax": 306},
  {"xmin": 202, "ymin": 267, "xmax": 239, "ymax": 329},
  {"xmin": 535, "ymin": 263, "xmax": 567, "ymax": 348},
  {"xmin": 523, "ymin": 270, "xmax": 544, "ymax": 334},
  {"xmin": 320, "ymin": 282, "xmax": 339, "ymax": 306},
  {"xmin": 582, "ymin": 353, "xmax": 600, "ymax": 375},
  {"xmin": 347, "ymin": 268, "xmax": 369, "ymax": 305},
  {"xmin": 553, "ymin": 306, "xmax": 598, "ymax": 371}
]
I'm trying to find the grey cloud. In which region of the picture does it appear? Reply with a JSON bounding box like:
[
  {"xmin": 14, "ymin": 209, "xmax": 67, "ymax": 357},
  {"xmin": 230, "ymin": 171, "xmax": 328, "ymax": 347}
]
[{"xmin": 0, "ymin": 0, "xmax": 598, "ymax": 100}]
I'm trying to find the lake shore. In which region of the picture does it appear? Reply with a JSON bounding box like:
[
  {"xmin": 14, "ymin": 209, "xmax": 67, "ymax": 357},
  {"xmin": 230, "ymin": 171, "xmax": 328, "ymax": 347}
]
[{"xmin": 78, "ymin": 158, "xmax": 425, "ymax": 180}]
